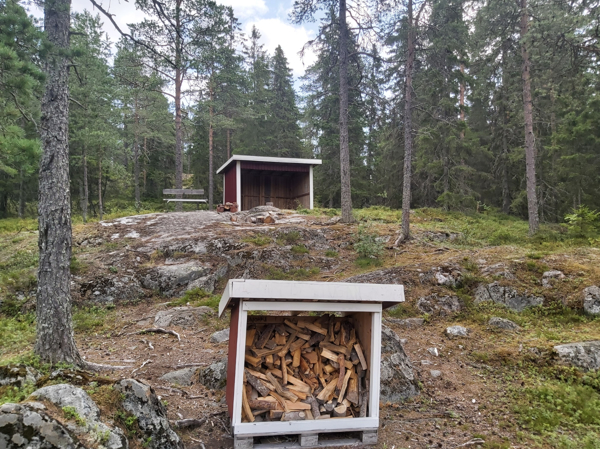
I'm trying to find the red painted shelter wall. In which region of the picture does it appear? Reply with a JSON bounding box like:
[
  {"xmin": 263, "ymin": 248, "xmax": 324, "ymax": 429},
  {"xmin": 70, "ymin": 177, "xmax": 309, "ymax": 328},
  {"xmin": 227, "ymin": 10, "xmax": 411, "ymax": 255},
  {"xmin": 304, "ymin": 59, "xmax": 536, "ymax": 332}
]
[{"xmin": 224, "ymin": 165, "xmax": 237, "ymax": 204}]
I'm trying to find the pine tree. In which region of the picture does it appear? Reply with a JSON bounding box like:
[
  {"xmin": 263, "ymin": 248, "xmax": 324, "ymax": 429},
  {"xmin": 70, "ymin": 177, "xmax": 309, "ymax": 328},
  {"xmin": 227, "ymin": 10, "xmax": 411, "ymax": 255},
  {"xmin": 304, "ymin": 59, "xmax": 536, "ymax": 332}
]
[{"xmin": 267, "ymin": 46, "xmax": 304, "ymax": 158}]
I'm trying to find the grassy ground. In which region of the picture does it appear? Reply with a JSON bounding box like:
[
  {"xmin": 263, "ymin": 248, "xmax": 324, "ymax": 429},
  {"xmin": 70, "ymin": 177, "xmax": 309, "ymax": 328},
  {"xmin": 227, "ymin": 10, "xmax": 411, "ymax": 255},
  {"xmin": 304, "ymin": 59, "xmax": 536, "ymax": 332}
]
[{"xmin": 1, "ymin": 206, "xmax": 600, "ymax": 448}]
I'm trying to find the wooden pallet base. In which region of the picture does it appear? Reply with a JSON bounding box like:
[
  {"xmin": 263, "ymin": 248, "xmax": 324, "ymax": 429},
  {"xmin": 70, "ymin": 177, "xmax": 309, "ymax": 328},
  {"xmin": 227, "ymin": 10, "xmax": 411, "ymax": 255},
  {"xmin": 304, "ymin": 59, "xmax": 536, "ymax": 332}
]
[{"xmin": 234, "ymin": 430, "xmax": 377, "ymax": 449}]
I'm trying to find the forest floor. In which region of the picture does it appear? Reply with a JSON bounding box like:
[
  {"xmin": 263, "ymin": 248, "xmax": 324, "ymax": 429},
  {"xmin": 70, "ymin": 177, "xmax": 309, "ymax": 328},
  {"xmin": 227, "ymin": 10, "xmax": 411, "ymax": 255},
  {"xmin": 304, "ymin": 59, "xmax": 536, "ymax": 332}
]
[{"xmin": 1, "ymin": 206, "xmax": 600, "ymax": 449}]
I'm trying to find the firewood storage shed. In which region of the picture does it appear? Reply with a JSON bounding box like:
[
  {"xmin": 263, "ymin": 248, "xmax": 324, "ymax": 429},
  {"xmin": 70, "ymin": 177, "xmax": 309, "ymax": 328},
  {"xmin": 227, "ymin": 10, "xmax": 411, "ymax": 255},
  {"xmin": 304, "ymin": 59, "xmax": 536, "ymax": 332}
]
[
  {"xmin": 216, "ymin": 155, "xmax": 322, "ymax": 211},
  {"xmin": 218, "ymin": 279, "xmax": 405, "ymax": 449}
]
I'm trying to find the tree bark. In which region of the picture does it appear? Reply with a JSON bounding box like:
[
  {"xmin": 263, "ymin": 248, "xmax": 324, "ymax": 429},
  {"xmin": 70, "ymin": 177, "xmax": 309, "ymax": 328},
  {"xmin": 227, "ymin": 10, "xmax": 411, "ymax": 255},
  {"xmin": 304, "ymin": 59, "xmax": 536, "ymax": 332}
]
[
  {"xmin": 208, "ymin": 79, "xmax": 214, "ymax": 210},
  {"xmin": 133, "ymin": 97, "xmax": 141, "ymax": 212},
  {"xmin": 36, "ymin": 0, "xmax": 82, "ymax": 366},
  {"xmin": 82, "ymin": 146, "xmax": 88, "ymax": 223},
  {"xmin": 399, "ymin": 0, "xmax": 415, "ymax": 242},
  {"xmin": 501, "ymin": 43, "xmax": 510, "ymax": 214},
  {"xmin": 98, "ymin": 155, "xmax": 103, "ymax": 220},
  {"xmin": 227, "ymin": 129, "xmax": 231, "ymax": 160},
  {"xmin": 338, "ymin": 0, "xmax": 353, "ymax": 223},
  {"xmin": 18, "ymin": 167, "xmax": 24, "ymax": 219},
  {"xmin": 174, "ymin": 0, "xmax": 183, "ymax": 212},
  {"xmin": 520, "ymin": 0, "xmax": 539, "ymax": 235}
]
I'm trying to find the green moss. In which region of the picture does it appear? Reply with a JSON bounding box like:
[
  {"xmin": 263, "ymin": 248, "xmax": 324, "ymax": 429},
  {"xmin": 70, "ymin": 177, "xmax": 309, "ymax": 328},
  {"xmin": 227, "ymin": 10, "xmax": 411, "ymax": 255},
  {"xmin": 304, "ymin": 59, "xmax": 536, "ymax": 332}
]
[
  {"xmin": 170, "ymin": 288, "xmax": 220, "ymax": 310},
  {"xmin": 324, "ymin": 249, "xmax": 338, "ymax": 258},
  {"xmin": 242, "ymin": 234, "xmax": 272, "ymax": 246},
  {"xmin": 291, "ymin": 244, "xmax": 309, "ymax": 254}
]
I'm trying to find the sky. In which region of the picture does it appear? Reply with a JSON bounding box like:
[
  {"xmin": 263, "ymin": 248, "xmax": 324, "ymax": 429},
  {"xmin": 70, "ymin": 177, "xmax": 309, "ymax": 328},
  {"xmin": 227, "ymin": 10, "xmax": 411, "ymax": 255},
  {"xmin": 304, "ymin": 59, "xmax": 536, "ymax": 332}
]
[{"xmin": 31, "ymin": 0, "xmax": 319, "ymax": 80}]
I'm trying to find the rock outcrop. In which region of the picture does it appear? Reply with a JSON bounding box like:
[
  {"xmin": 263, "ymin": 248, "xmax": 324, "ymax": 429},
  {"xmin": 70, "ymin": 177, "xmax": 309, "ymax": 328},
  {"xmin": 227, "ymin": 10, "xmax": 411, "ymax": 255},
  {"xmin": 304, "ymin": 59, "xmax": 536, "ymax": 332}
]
[
  {"xmin": 0, "ymin": 365, "xmax": 39, "ymax": 387},
  {"xmin": 30, "ymin": 384, "xmax": 127, "ymax": 449},
  {"xmin": 488, "ymin": 317, "xmax": 521, "ymax": 331},
  {"xmin": 445, "ymin": 326, "xmax": 469, "ymax": 338},
  {"xmin": 583, "ymin": 286, "xmax": 600, "ymax": 315},
  {"xmin": 0, "ymin": 402, "xmax": 84, "ymax": 449},
  {"xmin": 159, "ymin": 367, "xmax": 199, "ymax": 387},
  {"xmin": 417, "ymin": 294, "xmax": 461, "ymax": 316},
  {"xmin": 114, "ymin": 379, "xmax": 183, "ymax": 449},
  {"xmin": 379, "ymin": 325, "xmax": 419, "ymax": 403},
  {"xmin": 209, "ymin": 328, "xmax": 230, "ymax": 344},
  {"xmin": 474, "ymin": 282, "xmax": 543, "ymax": 312},
  {"xmin": 197, "ymin": 358, "xmax": 228, "ymax": 390},
  {"xmin": 154, "ymin": 306, "xmax": 213, "ymax": 328},
  {"xmin": 554, "ymin": 341, "xmax": 600, "ymax": 371}
]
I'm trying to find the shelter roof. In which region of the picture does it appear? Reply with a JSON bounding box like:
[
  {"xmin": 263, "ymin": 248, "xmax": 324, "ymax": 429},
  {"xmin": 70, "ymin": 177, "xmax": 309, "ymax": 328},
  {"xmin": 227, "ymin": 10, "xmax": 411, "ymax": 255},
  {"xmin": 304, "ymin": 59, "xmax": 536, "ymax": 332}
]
[
  {"xmin": 216, "ymin": 155, "xmax": 322, "ymax": 174},
  {"xmin": 218, "ymin": 279, "xmax": 404, "ymax": 317}
]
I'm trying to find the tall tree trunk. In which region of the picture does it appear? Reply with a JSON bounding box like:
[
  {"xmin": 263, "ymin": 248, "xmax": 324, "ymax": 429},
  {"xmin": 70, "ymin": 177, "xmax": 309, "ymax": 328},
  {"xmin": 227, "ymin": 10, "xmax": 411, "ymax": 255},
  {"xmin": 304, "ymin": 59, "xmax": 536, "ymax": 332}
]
[
  {"xmin": 36, "ymin": 0, "xmax": 82, "ymax": 366},
  {"xmin": 520, "ymin": 0, "xmax": 539, "ymax": 235},
  {"xmin": 399, "ymin": 0, "xmax": 415, "ymax": 243},
  {"xmin": 82, "ymin": 146, "xmax": 88, "ymax": 223},
  {"xmin": 459, "ymin": 63, "xmax": 465, "ymax": 140},
  {"xmin": 18, "ymin": 167, "xmax": 24, "ymax": 219},
  {"xmin": 501, "ymin": 43, "xmax": 510, "ymax": 214},
  {"xmin": 133, "ymin": 98, "xmax": 141, "ymax": 212},
  {"xmin": 338, "ymin": 0, "xmax": 353, "ymax": 223},
  {"xmin": 174, "ymin": 0, "xmax": 183, "ymax": 212},
  {"xmin": 208, "ymin": 80, "xmax": 214, "ymax": 210},
  {"xmin": 143, "ymin": 136, "xmax": 147, "ymax": 195},
  {"xmin": 227, "ymin": 129, "xmax": 231, "ymax": 159},
  {"xmin": 98, "ymin": 155, "xmax": 103, "ymax": 220}
]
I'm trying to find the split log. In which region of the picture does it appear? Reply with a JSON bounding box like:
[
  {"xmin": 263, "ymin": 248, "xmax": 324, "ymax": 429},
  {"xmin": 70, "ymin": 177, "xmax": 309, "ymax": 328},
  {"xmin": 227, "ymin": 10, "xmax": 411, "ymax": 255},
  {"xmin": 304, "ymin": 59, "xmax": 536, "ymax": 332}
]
[
  {"xmin": 306, "ymin": 332, "xmax": 326, "ymax": 347},
  {"xmin": 336, "ymin": 355, "xmax": 346, "ymax": 394},
  {"xmin": 333, "ymin": 404, "xmax": 347, "ymax": 418},
  {"xmin": 320, "ymin": 342, "xmax": 352, "ymax": 357},
  {"xmin": 255, "ymin": 324, "xmax": 275, "ymax": 349},
  {"xmin": 354, "ymin": 342, "xmax": 368, "ymax": 370},
  {"xmin": 303, "ymin": 351, "xmax": 319, "ymax": 364},
  {"xmin": 303, "ymin": 396, "xmax": 321, "ymax": 419},
  {"xmin": 346, "ymin": 376, "xmax": 359, "ymax": 405},
  {"xmin": 266, "ymin": 372, "xmax": 298, "ymax": 402},
  {"xmin": 316, "ymin": 378, "xmax": 337, "ymax": 402},
  {"xmin": 246, "ymin": 328, "xmax": 256, "ymax": 347},
  {"xmin": 269, "ymin": 410, "xmax": 284, "ymax": 420},
  {"xmin": 242, "ymin": 382, "xmax": 255, "ymax": 422},
  {"xmin": 337, "ymin": 367, "xmax": 353, "ymax": 403},
  {"xmin": 277, "ymin": 330, "xmax": 298, "ymax": 357},
  {"xmin": 305, "ymin": 322, "xmax": 328, "ymax": 335},
  {"xmin": 248, "ymin": 400, "xmax": 279, "ymax": 411},
  {"xmin": 245, "ymin": 369, "xmax": 270, "ymax": 397},
  {"xmin": 282, "ymin": 411, "xmax": 306, "ymax": 421}
]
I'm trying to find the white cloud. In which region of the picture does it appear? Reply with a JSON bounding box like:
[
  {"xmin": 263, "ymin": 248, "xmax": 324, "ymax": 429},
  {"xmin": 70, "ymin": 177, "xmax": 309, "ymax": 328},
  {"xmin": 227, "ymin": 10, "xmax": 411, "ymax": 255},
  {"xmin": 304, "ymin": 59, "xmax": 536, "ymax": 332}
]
[
  {"xmin": 219, "ymin": 0, "xmax": 268, "ymax": 20},
  {"xmin": 244, "ymin": 18, "xmax": 316, "ymax": 77}
]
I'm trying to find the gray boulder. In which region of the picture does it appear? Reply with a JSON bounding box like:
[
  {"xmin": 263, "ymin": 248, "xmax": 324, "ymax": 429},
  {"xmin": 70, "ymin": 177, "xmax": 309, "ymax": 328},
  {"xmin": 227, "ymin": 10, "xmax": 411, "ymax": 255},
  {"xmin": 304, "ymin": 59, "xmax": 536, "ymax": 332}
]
[
  {"xmin": 159, "ymin": 367, "xmax": 199, "ymax": 387},
  {"xmin": 542, "ymin": 270, "xmax": 565, "ymax": 288},
  {"xmin": 197, "ymin": 358, "xmax": 228, "ymax": 390},
  {"xmin": 445, "ymin": 326, "xmax": 469, "ymax": 338},
  {"xmin": 417, "ymin": 294, "xmax": 461, "ymax": 316},
  {"xmin": 30, "ymin": 384, "xmax": 127, "ymax": 449},
  {"xmin": 488, "ymin": 317, "xmax": 521, "ymax": 331},
  {"xmin": 430, "ymin": 370, "xmax": 442, "ymax": 378},
  {"xmin": 554, "ymin": 341, "xmax": 600, "ymax": 371},
  {"xmin": 209, "ymin": 328, "xmax": 230, "ymax": 344},
  {"xmin": 387, "ymin": 317, "xmax": 424, "ymax": 328},
  {"xmin": 115, "ymin": 379, "xmax": 183, "ymax": 449},
  {"xmin": 379, "ymin": 325, "xmax": 419, "ymax": 403},
  {"xmin": 141, "ymin": 262, "xmax": 211, "ymax": 295},
  {"xmin": 0, "ymin": 365, "xmax": 39, "ymax": 387},
  {"xmin": 0, "ymin": 402, "xmax": 82, "ymax": 449},
  {"xmin": 154, "ymin": 306, "xmax": 213, "ymax": 328},
  {"xmin": 583, "ymin": 286, "xmax": 600, "ymax": 315},
  {"xmin": 474, "ymin": 282, "xmax": 543, "ymax": 312},
  {"xmin": 420, "ymin": 265, "xmax": 462, "ymax": 287}
]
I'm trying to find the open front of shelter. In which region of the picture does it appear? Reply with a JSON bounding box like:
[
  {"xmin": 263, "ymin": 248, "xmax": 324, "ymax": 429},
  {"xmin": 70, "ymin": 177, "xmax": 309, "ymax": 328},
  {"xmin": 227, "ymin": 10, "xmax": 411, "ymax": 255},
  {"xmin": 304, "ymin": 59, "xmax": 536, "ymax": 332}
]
[
  {"xmin": 219, "ymin": 279, "xmax": 404, "ymax": 448},
  {"xmin": 216, "ymin": 156, "xmax": 322, "ymax": 211}
]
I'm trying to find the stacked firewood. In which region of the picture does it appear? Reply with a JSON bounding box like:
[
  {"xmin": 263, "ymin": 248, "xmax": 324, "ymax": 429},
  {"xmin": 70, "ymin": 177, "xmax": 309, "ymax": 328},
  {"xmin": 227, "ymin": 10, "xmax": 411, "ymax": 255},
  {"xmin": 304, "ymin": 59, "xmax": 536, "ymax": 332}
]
[{"xmin": 241, "ymin": 315, "xmax": 369, "ymax": 422}]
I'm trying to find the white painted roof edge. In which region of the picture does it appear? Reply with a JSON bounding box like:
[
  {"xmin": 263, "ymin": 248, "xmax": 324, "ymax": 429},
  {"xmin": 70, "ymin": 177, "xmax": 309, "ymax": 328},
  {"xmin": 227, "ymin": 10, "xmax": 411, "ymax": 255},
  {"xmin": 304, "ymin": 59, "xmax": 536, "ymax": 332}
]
[
  {"xmin": 216, "ymin": 155, "xmax": 323, "ymax": 174},
  {"xmin": 218, "ymin": 278, "xmax": 404, "ymax": 317}
]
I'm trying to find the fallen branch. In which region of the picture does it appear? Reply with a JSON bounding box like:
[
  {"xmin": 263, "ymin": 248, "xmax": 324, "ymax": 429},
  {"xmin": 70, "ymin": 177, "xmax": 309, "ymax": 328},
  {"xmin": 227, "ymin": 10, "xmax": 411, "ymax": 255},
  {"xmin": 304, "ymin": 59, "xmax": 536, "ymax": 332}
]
[
  {"xmin": 85, "ymin": 361, "xmax": 133, "ymax": 371},
  {"xmin": 131, "ymin": 359, "xmax": 152, "ymax": 376},
  {"xmin": 155, "ymin": 385, "xmax": 187, "ymax": 396},
  {"xmin": 453, "ymin": 439, "xmax": 485, "ymax": 448},
  {"xmin": 174, "ymin": 363, "xmax": 205, "ymax": 369},
  {"xmin": 172, "ymin": 418, "xmax": 207, "ymax": 429},
  {"xmin": 135, "ymin": 328, "xmax": 181, "ymax": 341}
]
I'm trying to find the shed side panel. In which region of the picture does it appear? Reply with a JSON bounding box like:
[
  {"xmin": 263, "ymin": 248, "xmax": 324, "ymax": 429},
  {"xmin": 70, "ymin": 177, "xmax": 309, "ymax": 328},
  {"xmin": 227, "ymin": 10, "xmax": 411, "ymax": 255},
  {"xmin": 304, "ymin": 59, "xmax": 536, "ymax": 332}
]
[
  {"xmin": 226, "ymin": 301, "xmax": 239, "ymax": 418},
  {"xmin": 224, "ymin": 166, "xmax": 237, "ymax": 204}
]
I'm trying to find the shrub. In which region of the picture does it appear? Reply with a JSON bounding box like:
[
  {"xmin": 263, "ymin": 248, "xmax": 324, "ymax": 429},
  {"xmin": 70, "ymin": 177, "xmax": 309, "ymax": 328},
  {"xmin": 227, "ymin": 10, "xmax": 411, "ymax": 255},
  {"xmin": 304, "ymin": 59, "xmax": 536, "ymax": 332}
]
[
  {"xmin": 291, "ymin": 244, "xmax": 309, "ymax": 254},
  {"xmin": 170, "ymin": 288, "xmax": 220, "ymax": 310},
  {"xmin": 325, "ymin": 249, "xmax": 338, "ymax": 258},
  {"xmin": 565, "ymin": 205, "xmax": 600, "ymax": 238},
  {"xmin": 353, "ymin": 224, "xmax": 384, "ymax": 259},
  {"xmin": 277, "ymin": 230, "xmax": 301, "ymax": 245},
  {"xmin": 243, "ymin": 234, "xmax": 271, "ymax": 246}
]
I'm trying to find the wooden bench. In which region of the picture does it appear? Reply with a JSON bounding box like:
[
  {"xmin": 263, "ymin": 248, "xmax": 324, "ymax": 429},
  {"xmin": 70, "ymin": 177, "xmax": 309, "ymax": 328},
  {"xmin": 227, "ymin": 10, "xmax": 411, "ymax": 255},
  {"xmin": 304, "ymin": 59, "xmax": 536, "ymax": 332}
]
[{"xmin": 163, "ymin": 189, "xmax": 207, "ymax": 207}]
